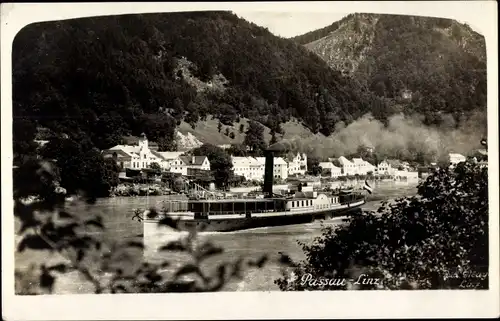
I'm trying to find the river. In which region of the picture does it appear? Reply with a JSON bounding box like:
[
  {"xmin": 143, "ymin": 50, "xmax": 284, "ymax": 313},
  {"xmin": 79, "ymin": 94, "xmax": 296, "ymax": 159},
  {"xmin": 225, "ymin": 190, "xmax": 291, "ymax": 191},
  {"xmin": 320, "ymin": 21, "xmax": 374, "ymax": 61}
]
[{"xmin": 15, "ymin": 180, "xmax": 419, "ymax": 293}]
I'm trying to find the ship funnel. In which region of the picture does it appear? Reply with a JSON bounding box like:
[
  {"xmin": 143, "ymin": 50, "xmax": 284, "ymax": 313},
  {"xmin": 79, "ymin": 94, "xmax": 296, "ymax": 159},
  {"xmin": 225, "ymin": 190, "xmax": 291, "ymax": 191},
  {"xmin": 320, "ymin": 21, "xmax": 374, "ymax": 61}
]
[
  {"xmin": 263, "ymin": 140, "xmax": 293, "ymax": 198},
  {"xmin": 263, "ymin": 150, "xmax": 274, "ymax": 197}
]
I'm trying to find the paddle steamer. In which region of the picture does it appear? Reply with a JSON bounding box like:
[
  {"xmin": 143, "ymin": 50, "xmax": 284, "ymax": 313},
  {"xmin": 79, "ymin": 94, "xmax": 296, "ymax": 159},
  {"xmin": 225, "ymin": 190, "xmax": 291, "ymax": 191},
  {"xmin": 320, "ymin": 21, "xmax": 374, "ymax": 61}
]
[{"xmin": 140, "ymin": 147, "xmax": 366, "ymax": 232}]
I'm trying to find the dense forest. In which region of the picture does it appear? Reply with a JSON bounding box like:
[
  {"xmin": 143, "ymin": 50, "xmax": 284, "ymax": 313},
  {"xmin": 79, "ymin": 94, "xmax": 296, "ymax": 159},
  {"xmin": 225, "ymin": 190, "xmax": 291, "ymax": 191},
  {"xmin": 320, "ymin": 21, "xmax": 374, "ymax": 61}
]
[
  {"xmin": 291, "ymin": 13, "xmax": 487, "ymax": 125},
  {"xmin": 13, "ymin": 11, "xmax": 388, "ymax": 165}
]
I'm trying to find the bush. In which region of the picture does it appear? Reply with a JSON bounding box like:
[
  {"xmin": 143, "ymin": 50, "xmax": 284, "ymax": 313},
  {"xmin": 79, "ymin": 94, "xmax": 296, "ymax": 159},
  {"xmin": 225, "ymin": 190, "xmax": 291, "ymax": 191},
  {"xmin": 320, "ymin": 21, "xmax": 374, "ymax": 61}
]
[{"xmin": 275, "ymin": 161, "xmax": 488, "ymax": 290}]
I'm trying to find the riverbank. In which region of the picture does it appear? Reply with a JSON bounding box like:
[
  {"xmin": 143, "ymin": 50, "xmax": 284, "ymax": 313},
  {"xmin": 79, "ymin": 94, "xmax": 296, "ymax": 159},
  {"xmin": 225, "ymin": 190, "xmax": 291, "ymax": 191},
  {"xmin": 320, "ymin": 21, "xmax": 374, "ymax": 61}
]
[{"xmin": 111, "ymin": 183, "xmax": 174, "ymax": 197}]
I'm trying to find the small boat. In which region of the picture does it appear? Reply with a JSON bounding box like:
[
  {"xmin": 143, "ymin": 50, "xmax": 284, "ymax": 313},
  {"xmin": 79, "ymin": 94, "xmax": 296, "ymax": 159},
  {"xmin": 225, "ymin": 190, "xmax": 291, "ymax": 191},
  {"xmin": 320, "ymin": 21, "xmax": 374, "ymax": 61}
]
[{"xmin": 339, "ymin": 187, "xmax": 354, "ymax": 194}]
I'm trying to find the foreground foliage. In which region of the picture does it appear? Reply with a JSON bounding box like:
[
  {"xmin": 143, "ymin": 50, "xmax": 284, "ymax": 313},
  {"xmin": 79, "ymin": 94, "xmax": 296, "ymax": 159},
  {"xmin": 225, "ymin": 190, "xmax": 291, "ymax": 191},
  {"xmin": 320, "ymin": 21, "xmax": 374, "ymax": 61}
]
[
  {"xmin": 14, "ymin": 160, "xmax": 292, "ymax": 294},
  {"xmin": 275, "ymin": 161, "xmax": 488, "ymax": 290}
]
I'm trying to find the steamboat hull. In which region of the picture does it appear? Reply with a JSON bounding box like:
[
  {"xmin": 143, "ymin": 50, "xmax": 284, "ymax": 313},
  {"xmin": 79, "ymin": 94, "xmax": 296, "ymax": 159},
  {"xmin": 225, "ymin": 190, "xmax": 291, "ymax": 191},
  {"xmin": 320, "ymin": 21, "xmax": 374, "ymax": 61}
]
[{"xmin": 144, "ymin": 200, "xmax": 365, "ymax": 233}]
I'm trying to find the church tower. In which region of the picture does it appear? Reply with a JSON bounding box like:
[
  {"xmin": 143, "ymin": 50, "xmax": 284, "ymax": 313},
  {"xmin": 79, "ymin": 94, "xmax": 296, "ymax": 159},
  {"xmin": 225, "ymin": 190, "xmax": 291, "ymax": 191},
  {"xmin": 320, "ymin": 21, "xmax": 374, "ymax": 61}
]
[{"xmin": 138, "ymin": 132, "xmax": 149, "ymax": 150}]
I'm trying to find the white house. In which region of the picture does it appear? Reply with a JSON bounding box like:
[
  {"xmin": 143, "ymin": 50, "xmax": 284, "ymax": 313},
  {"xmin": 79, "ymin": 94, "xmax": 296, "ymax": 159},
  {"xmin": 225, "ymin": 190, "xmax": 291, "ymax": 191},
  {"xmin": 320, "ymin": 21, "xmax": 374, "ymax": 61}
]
[
  {"xmin": 254, "ymin": 157, "xmax": 288, "ymax": 181},
  {"xmin": 168, "ymin": 156, "xmax": 188, "ymax": 175},
  {"xmin": 338, "ymin": 156, "xmax": 357, "ymax": 176},
  {"xmin": 449, "ymin": 153, "xmax": 466, "ymax": 165},
  {"xmin": 232, "ymin": 156, "xmax": 264, "ymax": 181},
  {"xmin": 156, "ymin": 151, "xmax": 183, "ymax": 171},
  {"xmin": 319, "ymin": 162, "xmax": 342, "ymax": 178},
  {"xmin": 377, "ymin": 160, "xmax": 394, "ymax": 175},
  {"xmin": 273, "ymin": 157, "xmax": 289, "ymax": 180},
  {"xmin": 363, "ymin": 160, "xmax": 377, "ymax": 174},
  {"xmin": 352, "ymin": 158, "xmax": 368, "ymax": 175},
  {"xmin": 105, "ymin": 133, "xmax": 168, "ymax": 170},
  {"xmin": 287, "ymin": 153, "xmax": 308, "ymax": 176},
  {"xmin": 181, "ymin": 155, "xmax": 211, "ymax": 172},
  {"xmin": 166, "ymin": 155, "xmax": 211, "ymax": 176}
]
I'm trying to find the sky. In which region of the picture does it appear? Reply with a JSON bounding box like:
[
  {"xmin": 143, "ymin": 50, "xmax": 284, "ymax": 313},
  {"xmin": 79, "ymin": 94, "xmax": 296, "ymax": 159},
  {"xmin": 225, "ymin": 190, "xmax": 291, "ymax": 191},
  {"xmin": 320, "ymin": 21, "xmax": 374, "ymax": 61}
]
[
  {"xmin": 232, "ymin": 11, "xmax": 484, "ymax": 38},
  {"xmin": 233, "ymin": 12, "xmax": 349, "ymax": 38}
]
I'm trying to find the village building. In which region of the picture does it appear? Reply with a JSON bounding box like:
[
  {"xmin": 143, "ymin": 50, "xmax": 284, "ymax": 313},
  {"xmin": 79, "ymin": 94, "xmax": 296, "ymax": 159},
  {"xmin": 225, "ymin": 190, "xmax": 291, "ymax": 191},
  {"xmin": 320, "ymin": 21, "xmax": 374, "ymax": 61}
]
[
  {"xmin": 180, "ymin": 155, "xmax": 211, "ymax": 172},
  {"xmin": 168, "ymin": 155, "xmax": 211, "ymax": 176},
  {"xmin": 363, "ymin": 159, "xmax": 377, "ymax": 174},
  {"xmin": 386, "ymin": 159, "xmax": 406, "ymax": 171},
  {"xmin": 104, "ymin": 133, "xmax": 168, "ymax": 170},
  {"xmin": 157, "ymin": 151, "xmax": 184, "ymax": 172},
  {"xmin": 232, "ymin": 156, "xmax": 264, "ymax": 182},
  {"xmin": 377, "ymin": 160, "xmax": 394, "ymax": 175},
  {"xmin": 254, "ymin": 156, "xmax": 288, "ymax": 181},
  {"xmin": 287, "ymin": 152, "xmax": 308, "ymax": 176},
  {"xmin": 273, "ymin": 157, "xmax": 289, "ymax": 180},
  {"xmin": 319, "ymin": 162, "xmax": 342, "ymax": 178},
  {"xmin": 338, "ymin": 156, "xmax": 357, "ymax": 176},
  {"xmin": 352, "ymin": 158, "xmax": 369, "ymax": 175},
  {"xmin": 104, "ymin": 134, "xmax": 210, "ymax": 175}
]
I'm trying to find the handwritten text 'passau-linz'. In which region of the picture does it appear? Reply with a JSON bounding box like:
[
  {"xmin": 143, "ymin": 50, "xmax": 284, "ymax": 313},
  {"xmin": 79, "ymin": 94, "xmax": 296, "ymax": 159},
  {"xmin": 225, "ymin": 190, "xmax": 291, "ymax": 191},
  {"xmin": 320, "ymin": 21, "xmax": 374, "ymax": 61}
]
[{"xmin": 300, "ymin": 273, "xmax": 381, "ymax": 287}]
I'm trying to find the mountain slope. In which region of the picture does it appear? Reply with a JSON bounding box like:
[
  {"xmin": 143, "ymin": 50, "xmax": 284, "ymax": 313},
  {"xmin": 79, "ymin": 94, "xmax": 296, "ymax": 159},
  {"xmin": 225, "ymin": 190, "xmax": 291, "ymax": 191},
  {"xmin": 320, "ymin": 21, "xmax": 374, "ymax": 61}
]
[
  {"xmin": 176, "ymin": 117, "xmax": 326, "ymax": 147},
  {"xmin": 13, "ymin": 11, "xmax": 386, "ymax": 162},
  {"xmin": 291, "ymin": 13, "xmax": 487, "ymax": 125}
]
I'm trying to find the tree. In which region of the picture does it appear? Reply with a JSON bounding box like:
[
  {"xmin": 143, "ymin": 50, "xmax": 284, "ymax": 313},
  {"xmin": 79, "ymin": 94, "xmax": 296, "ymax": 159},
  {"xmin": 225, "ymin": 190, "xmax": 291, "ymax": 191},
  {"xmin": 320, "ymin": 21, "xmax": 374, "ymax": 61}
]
[
  {"xmin": 275, "ymin": 161, "xmax": 488, "ymax": 290},
  {"xmin": 239, "ymin": 124, "xmax": 245, "ymax": 133},
  {"xmin": 149, "ymin": 162, "xmax": 162, "ymax": 172},
  {"xmin": 13, "ymin": 118, "xmax": 39, "ymax": 165},
  {"xmin": 217, "ymin": 121, "xmax": 222, "ymax": 133},
  {"xmin": 229, "ymin": 132, "xmax": 235, "ymax": 140},
  {"xmin": 191, "ymin": 144, "xmax": 233, "ymax": 189},
  {"xmin": 306, "ymin": 156, "xmax": 322, "ymax": 176},
  {"xmin": 269, "ymin": 130, "xmax": 278, "ymax": 145},
  {"xmin": 243, "ymin": 121, "xmax": 267, "ymax": 155},
  {"xmin": 41, "ymin": 137, "xmax": 120, "ymax": 199},
  {"xmin": 227, "ymin": 143, "xmax": 247, "ymax": 157},
  {"xmin": 225, "ymin": 127, "xmax": 230, "ymax": 136},
  {"xmin": 140, "ymin": 113, "xmax": 176, "ymax": 151}
]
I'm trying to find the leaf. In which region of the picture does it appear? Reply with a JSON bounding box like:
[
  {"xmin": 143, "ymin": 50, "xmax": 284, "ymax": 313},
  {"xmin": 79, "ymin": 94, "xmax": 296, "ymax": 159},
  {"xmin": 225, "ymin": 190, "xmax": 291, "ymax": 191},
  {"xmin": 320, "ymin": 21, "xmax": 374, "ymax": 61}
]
[
  {"xmin": 76, "ymin": 249, "xmax": 85, "ymax": 262},
  {"xmin": 174, "ymin": 264, "xmax": 203, "ymax": 279},
  {"xmin": 196, "ymin": 243, "xmax": 224, "ymax": 261},
  {"xmin": 48, "ymin": 263, "xmax": 72, "ymax": 273},
  {"xmin": 278, "ymin": 253, "xmax": 293, "ymax": 266},
  {"xmin": 158, "ymin": 215, "xmax": 179, "ymax": 229},
  {"xmin": 165, "ymin": 280, "xmax": 197, "ymax": 292},
  {"xmin": 249, "ymin": 254, "xmax": 268, "ymax": 268},
  {"xmin": 112, "ymin": 284, "xmax": 128, "ymax": 293},
  {"xmin": 145, "ymin": 271, "xmax": 162, "ymax": 283},
  {"xmin": 17, "ymin": 234, "xmax": 53, "ymax": 252},
  {"xmin": 69, "ymin": 236, "xmax": 94, "ymax": 250},
  {"xmin": 124, "ymin": 241, "xmax": 144, "ymax": 249},
  {"xmin": 231, "ymin": 258, "xmax": 244, "ymax": 280},
  {"xmin": 39, "ymin": 270, "xmax": 55, "ymax": 293},
  {"xmin": 159, "ymin": 240, "xmax": 187, "ymax": 252},
  {"xmin": 84, "ymin": 219, "xmax": 104, "ymax": 229},
  {"xmin": 55, "ymin": 222, "xmax": 79, "ymax": 238},
  {"xmin": 58, "ymin": 211, "xmax": 74, "ymax": 219},
  {"xmin": 218, "ymin": 263, "xmax": 228, "ymax": 280}
]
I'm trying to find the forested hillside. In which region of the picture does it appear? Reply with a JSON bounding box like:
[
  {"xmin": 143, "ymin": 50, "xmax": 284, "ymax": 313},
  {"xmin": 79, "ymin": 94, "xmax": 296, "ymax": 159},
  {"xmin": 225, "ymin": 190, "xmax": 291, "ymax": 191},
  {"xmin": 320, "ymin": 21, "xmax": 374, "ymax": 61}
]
[
  {"xmin": 13, "ymin": 11, "xmax": 387, "ymax": 163},
  {"xmin": 291, "ymin": 13, "xmax": 487, "ymax": 124}
]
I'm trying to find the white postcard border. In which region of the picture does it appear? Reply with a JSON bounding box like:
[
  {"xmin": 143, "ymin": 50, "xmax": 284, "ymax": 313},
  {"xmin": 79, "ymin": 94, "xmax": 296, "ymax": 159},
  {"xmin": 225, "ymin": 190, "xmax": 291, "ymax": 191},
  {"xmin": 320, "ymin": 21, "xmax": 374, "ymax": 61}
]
[{"xmin": 2, "ymin": 1, "xmax": 498, "ymax": 319}]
